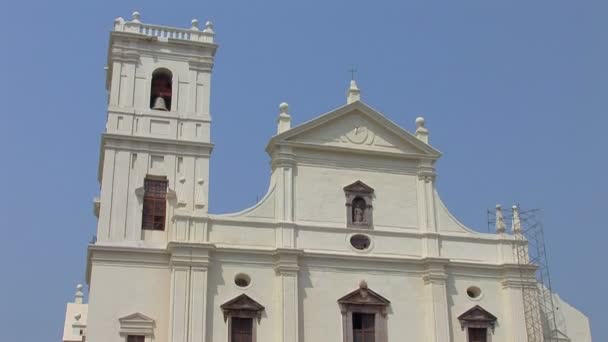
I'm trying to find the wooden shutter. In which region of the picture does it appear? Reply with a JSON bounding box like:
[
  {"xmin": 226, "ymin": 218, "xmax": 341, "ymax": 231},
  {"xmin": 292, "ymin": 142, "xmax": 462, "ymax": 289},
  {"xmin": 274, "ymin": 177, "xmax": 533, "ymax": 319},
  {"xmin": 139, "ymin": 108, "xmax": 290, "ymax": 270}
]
[
  {"xmin": 353, "ymin": 313, "xmax": 375, "ymax": 342},
  {"xmin": 142, "ymin": 177, "xmax": 168, "ymax": 231},
  {"xmin": 127, "ymin": 336, "xmax": 145, "ymax": 342},
  {"xmin": 468, "ymin": 328, "xmax": 487, "ymax": 342},
  {"xmin": 231, "ymin": 317, "xmax": 253, "ymax": 342}
]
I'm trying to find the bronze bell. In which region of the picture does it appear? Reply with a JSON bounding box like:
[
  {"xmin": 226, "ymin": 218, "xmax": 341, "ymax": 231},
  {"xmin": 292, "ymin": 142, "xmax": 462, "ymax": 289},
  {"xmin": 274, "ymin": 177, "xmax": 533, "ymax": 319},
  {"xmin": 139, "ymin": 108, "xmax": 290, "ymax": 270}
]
[{"xmin": 152, "ymin": 96, "xmax": 168, "ymax": 111}]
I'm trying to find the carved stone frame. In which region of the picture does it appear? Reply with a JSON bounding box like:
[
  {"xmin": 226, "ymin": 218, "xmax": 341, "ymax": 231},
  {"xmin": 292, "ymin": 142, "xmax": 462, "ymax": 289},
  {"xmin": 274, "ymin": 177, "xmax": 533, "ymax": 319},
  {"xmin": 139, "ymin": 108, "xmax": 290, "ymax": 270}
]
[
  {"xmin": 344, "ymin": 181, "xmax": 374, "ymax": 229},
  {"xmin": 118, "ymin": 312, "xmax": 155, "ymax": 342},
  {"xmin": 458, "ymin": 305, "xmax": 497, "ymax": 342},
  {"xmin": 220, "ymin": 294, "xmax": 265, "ymax": 342},
  {"xmin": 337, "ymin": 281, "xmax": 390, "ymax": 342}
]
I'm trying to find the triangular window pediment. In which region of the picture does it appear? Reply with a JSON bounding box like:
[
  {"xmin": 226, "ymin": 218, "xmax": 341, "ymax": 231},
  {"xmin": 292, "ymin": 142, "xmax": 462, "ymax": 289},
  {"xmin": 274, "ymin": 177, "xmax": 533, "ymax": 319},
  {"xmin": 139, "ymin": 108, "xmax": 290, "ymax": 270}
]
[
  {"xmin": 119, "ymin": 312, "xmax": 155, "ymax": 324},
  {"xmin": 458, "ymin": 305, "xmax": 497, "ymax": 331},
  {"xmin": 337, "ymin": 281, "xmax": 390, "ymax": 306},
  {"xmin": 221, "ymin": 294, "xmax": 265, "ymax": 322},
  {"xmin": 118, "ymin": 312, "xmax": 155, "ymax": 337},
  {"xmin": 343, "ymin": 180, "xmax": 374, "ymax": 194}
]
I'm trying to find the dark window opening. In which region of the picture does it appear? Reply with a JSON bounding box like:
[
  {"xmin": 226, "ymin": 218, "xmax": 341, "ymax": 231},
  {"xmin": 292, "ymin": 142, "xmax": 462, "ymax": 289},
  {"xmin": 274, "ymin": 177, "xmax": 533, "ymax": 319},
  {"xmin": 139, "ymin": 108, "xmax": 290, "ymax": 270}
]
[
  {"xmin": 352, "ymin": 313, "xmax": 375, "ymax": 342},
  {"xmin": 150, "ymin": 69, "xmax": 172, "ymax": 111},
  {"xmin": 468, "ymin": 328, "xmax": 487, "ymax": 342},
  {"xmin": 350, "ymin": 234, "xmax": 371, "ymax": 250},
  {"xmin": 231, "ymin": 317, "xmax": 253, "ymax": 342},
  {"xmin": 127, "ymin": 336, "xmax": 145, "ymax": 342},
  {"xmin": 142, "ymin": 177, "xmax": 168, "ymax": 231}
]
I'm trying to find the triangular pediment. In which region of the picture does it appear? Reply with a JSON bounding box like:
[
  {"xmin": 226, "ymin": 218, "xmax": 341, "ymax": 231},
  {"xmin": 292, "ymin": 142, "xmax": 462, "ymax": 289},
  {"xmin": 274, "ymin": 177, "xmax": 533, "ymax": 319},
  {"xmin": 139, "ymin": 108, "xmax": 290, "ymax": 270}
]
[
  {"xmin": 119, "ymin": 312, "xmax": 155, "ymax": 324},
  {"xmin": 220, "ymin": 294, "xmax": 265, "ymax": 312},
  {"xmin": 337, "ymin": 282, "xmax": 390, "ymax": 306},
  {"xmin": 344, "ymin": 180, "xmax": 374, "ymax": 194},
  {"xmin": 458, "ymin": 305, "xmax": 497, "ymax": 323},
  {"xmin": 267, "ymin": 101, "xmax": 441, "ymax": 159}
]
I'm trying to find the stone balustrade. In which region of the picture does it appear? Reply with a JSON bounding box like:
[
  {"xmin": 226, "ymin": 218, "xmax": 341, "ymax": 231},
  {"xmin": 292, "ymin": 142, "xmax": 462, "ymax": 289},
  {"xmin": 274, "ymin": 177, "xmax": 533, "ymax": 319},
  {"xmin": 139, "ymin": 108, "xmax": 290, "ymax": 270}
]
[{"xmin": 113, "ymin": 11, "xmax": 215, "ymax": 43}]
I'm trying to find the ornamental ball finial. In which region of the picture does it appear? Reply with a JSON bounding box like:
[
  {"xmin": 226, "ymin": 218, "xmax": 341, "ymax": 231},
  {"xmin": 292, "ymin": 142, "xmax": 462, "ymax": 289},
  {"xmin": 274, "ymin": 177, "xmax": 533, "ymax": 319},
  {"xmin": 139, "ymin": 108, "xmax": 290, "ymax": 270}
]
[
  {"xmin": 76, "ymin": 284, "xmax": 83, "ymax": 291},
  {"xmin": 359, "ymin": 280, "xmax": 368, "ymax": 289},
  {"xmin": 191, "ymin": 19, "xmax": 200, "ymax": 30},
  {"xmin": 496, "ymin": 204, "xmax": 502, "ymax": 209},
  {"xmin": 204, "ymin": 21, "xmax": 215, "ymax": 34},
  {"xmin": 132, "ymin": 11, "xmax": 141, "ymax": 23},
  {"xmin": 415, "ymin": 116, "xmax": 425, "ymax": 128},
  {"xmin": 279, "ymin": 102, "xmax": 289, "ymax": 113}
]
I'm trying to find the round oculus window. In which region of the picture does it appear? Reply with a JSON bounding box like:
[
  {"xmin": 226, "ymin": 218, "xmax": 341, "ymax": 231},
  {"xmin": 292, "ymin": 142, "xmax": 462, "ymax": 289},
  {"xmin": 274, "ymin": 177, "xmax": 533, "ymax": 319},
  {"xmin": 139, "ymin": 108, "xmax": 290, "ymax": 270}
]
[
  {"xmin": 350, "ymin": 234, "xmax": 371, "ymax": 250},
  {"xmin": 234, "ymin": 273, "xmax": 251, "ymax": 288},
  {"xmin": 466, "ymin": 286, "xmax": 482, "ymax": 299}
]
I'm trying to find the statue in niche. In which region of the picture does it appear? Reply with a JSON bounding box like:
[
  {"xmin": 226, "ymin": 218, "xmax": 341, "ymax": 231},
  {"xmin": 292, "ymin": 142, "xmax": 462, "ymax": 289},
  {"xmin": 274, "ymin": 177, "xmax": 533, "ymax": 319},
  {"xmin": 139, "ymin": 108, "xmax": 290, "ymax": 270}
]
[{"xmin": 352, "ymin": 197, "xmax": 367, "ymax": 224}]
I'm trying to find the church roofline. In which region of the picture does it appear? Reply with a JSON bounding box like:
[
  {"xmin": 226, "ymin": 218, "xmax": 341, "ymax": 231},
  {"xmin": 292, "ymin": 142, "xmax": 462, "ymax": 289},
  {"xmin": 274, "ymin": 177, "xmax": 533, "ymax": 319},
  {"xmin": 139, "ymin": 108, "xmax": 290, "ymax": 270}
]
[{"xmin": 265, "ymin": 100, "xmax": 442, "ymax": 159}]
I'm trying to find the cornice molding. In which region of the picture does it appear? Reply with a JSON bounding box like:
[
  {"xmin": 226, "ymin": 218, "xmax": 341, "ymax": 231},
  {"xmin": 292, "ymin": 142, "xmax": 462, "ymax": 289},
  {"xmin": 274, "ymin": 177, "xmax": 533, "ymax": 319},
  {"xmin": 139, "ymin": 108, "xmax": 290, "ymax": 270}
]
[
  {"xmin": 100, "ymin": 134, "xmax": 213, "ymax": 163},
  {"xmin": 107, "ymin": 107, "xmax": 212, "ymax": 123},
  {"xmin": 167, "ymin": 241, "xmax": 215, "ymax": 267}
]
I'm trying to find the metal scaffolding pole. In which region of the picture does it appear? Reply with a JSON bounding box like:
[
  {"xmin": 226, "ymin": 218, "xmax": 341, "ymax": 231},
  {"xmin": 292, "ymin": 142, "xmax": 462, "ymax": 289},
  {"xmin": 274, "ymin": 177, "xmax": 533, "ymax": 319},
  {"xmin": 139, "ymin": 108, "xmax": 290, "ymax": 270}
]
[{"xmin": 488, "ymin": 207, "xmax": 559, "ymax": 342}]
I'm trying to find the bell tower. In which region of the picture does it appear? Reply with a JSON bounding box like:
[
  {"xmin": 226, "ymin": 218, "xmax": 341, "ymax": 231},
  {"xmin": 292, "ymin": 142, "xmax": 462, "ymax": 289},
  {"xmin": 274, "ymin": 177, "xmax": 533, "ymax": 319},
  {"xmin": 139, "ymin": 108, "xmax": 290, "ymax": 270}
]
[{"xmin": 95, "ymin": 12, "xmax": 218, "ymax": 243}]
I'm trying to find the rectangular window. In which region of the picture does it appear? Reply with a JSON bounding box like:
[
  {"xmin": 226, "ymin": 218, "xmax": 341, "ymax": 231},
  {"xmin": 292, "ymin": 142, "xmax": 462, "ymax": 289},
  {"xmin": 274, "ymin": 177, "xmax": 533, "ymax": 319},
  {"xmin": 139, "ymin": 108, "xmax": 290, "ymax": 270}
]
[
  {"xmin": 468, "ymin": 328, "xmax": 487, "ymax": 342},
  {"xmin": 142, "ymin": 177, "xmax": 168, "ymax": 231},
  {"xmin": 231, "ymin": 317, "xmax": 253, "ymax": 342},
  {"xmin": 127, "ymin": 336, "xmax": 145, "ymax": 342},
  {"xmin": 352, "ymin": 313, "xmax": 375, "ymax": 342}
]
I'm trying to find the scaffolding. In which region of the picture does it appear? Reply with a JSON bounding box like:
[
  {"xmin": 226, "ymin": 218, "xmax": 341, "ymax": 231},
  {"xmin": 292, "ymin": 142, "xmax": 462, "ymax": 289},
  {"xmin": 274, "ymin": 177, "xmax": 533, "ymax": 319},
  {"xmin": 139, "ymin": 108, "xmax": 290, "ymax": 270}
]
[{"xmin": 488, "ymin": 207, "xmax": 559, "ymax": 342}]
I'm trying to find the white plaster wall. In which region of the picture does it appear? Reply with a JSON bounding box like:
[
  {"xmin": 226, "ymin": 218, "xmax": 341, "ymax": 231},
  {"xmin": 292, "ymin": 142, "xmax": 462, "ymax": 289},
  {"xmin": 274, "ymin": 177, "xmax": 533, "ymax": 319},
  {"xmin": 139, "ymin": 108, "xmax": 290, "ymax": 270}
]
[
  {"xmin": 97, "ymin": 146, "xmax": 210, "ymax": 245},
  {"xmin": 294, "ymin": 164, "xmax": 419, "ymax": 229},
  {"xmin": 553, "ymin": 292, "xmax": 592, "ymax": 342},
  {"xmin": 299, "ymin": 260, "xmax": 428, "ymax": 342},
  {"xmin": 447, "ymin": 275, "xmax": 512, "ymax": 342},
  {"xmin": 206, "ymin": 254, "xmax": 277, "ymax": 342},
  {"xmin": 86, "ymin": 263, "xmax": 170, "ymax": 342},
  {"xmin": 209, "ymin": 222, "xmax": 276, "ymax": 247}
]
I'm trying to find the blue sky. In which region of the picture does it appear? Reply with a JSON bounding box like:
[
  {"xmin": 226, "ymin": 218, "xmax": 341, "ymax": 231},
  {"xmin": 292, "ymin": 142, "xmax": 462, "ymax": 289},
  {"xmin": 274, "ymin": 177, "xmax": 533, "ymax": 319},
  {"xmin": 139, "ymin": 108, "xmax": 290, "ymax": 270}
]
[{"xmin": 0, "ymin": 1, "xmax": 605, "ymax": 340}]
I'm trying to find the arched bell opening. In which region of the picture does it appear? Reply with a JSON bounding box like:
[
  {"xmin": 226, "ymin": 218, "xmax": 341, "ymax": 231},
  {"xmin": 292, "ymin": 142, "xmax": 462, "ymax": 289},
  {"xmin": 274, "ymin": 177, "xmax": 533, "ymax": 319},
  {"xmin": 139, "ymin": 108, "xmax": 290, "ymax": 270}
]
[{"xmin": 150, "ymin": 68, "xmax": 173, "ymax": 111}]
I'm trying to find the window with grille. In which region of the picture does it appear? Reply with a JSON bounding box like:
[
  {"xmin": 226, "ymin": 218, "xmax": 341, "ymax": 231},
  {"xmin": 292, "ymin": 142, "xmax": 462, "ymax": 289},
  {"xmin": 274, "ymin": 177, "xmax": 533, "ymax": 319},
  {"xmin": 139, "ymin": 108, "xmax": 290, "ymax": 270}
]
[
  {"xmin": 352, "ymin": 313, "xmax": 375, "ymax": 342},
  {"xmin": 468, "ymin": 328, "xmax": 487, "ymax": 342},
  {"xmin": 127, "ymin": 336, "xmax": 145, "ymax": 342},
  {"xmin": 142, "ymin": 177, "xmax": 168, "ymax": 231},
  {"xmin": 231, "ymin": 317, "xmax": 253, "ymax": 342}
]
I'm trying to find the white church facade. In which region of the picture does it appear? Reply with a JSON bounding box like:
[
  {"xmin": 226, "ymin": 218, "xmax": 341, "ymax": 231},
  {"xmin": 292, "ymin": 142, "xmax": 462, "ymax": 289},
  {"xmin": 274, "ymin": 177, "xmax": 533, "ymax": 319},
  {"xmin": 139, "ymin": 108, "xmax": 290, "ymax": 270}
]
[{"xmin": 62, "ymin": 12, "xmax": 591, "ymax": 342}]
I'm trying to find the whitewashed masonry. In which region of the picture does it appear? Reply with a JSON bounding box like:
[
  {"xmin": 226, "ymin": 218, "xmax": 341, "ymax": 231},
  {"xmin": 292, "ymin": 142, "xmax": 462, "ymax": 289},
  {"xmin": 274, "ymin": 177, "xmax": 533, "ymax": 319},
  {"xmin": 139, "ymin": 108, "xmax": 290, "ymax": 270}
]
[{"xmin": 63, "ymin": 12, "xmax": 591, "ymax": 342}]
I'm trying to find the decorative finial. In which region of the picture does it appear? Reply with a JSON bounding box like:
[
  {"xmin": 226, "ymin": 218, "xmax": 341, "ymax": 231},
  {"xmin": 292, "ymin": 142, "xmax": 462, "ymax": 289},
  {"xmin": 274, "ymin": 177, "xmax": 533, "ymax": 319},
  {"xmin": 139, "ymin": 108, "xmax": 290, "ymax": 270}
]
[
  {"xmin": 495, "ymin": 204, "xmax": 506, "ymax": 233},
  {"xmin": 191, "ymin": 19, "xmax": 200, "ymax": 31},
  {"xmin": 415, "ymin": 117, "xmax": 425, "ymax": 128},
  {"xmin": 415, "ymin": 116, "xmax": 429, "ymax": 143},
  {"xmin": 131, "ymin": 11, "xmax": 141, "ymax": 23},
  {"xmin": 512, "ymin": 205, "xmax": 522, "ymax": 234},
  {"xmin": 347, "ymin": 80, "xmax": 361, "ymax": 104},
  {"xmin": 74, "ymin": 284, "xmax": 84, "ymax": 304},
  {"xmin": 203, "ymin": 21, "xmax": 215, "ymax": 34},
  {"xmin": 359, "ymin": 280, "xmax": 368, "ymax": 289},
  {"xmin": 277, "ymin": 102, "xmax": 291, "ymax": 134}
]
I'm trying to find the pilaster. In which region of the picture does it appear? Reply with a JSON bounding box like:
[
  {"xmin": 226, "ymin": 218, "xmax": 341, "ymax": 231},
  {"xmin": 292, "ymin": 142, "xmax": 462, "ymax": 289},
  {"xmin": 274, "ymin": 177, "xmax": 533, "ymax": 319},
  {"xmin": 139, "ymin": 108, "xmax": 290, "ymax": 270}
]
[
  {"xmin": 168, "ymin": 242, "xmax": 215, "ymax": 342},
  {"xmin": 501, "ymin": 264, "xmax": 538, "ymax": 342},
  {"xmin": 273, "ymin": 146, "xmax": 296, "ymax": 248},
  {"xmin": 417, "ymin": 161, "xmax": 439, "ymax": 257},
  {"xmin": 274, "ymin": 249, "xmax": 302, "ymax": 342},
  {"xmin": 422, "ymin": 258, "xmax": 451, "ymax": 342}
]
